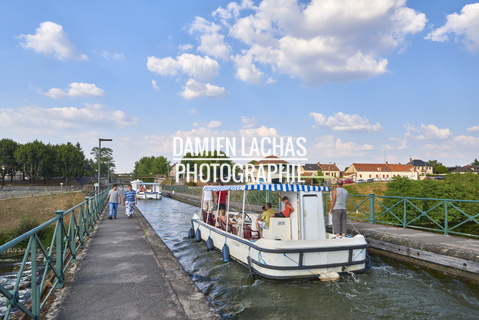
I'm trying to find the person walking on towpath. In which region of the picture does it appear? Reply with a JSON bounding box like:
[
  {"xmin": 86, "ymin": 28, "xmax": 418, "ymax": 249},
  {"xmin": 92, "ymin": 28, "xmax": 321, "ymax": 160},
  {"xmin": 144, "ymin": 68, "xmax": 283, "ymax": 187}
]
[
  {"xmin": 329, "ymin": 179, "xmax": 348, "ymax": 238},
  {"xmin": 124, "ymin": 184, "xmax": 137, "ymax": 219},
  {"xmin": 106, "ymin": 184, "xmax": 121, "ymax": 219}
]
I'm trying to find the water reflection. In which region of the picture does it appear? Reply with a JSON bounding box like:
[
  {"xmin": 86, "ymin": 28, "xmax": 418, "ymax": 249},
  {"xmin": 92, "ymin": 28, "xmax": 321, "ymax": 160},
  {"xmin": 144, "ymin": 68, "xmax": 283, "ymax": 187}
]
[{"xmin": 138, "ymin": 198, "xmax": 479, "ymax": 320}]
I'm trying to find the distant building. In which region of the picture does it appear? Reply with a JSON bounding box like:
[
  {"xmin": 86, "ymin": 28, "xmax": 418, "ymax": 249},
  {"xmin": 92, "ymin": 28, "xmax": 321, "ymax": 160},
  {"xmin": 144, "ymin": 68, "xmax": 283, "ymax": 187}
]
[
  {"xmin": 317, "ymin": 162, "xmax": 341, "ymax": 178},
  {"xmin": 169, "ymin": 163, "xmax": 179, "ymax": 179},
  {"xmin": 344, "ymin": 162, "xmax": 418, "ymax": 181},
  {"xmin": 300, "ymin": 163, "xmax": 321, "ymax": 176},
  {"xmin": 406, "ymin": 158, "xmax": 434, "ymax": 176},
  {"xmin": 450, "ymin": 165, "xmax": 479, "ymax": 175},
  {"xmin": 252, "ymin": 155, "xmax": 292, "ymax": 184}
]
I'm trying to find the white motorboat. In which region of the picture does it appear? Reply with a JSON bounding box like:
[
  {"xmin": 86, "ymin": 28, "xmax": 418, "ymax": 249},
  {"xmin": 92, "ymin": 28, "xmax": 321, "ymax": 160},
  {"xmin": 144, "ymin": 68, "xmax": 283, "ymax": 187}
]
[
  {"xmin": 191, "ymin": 184, "xmax": 369, "ymax": 280},
  {"xmin": 131, "ymin": 179, "xmax": 162, "ymax": 200}
]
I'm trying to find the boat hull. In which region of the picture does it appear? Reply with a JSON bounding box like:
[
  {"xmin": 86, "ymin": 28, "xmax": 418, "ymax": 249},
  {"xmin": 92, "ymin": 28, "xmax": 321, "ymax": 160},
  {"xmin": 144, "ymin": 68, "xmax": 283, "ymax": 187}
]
[{"xmin": 192, "ymin": 218, "xmax": 369, "ymax": 280}]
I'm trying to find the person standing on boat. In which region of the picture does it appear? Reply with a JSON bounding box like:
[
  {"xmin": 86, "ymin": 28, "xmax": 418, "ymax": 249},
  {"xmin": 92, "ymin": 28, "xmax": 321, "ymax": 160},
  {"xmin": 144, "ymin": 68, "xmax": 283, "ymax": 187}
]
[
  {"xmin": 202, "ymin": 181, "xmax": 214, "ymax": 221},
  {"xmin": 123, "ymin": 184, "xmax": 137, "ymax": 219},
  {"xmin": 273, "ymin": 195, "xmax": 295, "ymax": 217},
  {"xmin": 215, "ymin": 181, "xmax": 228, "ymax": 215},
  {"xmin": 106, "ymin": 184, "xmax": 121, "ymax": 220},
  {"xmin": 329, "ymin": 179, "xmax": 348, "ymax": 238}
]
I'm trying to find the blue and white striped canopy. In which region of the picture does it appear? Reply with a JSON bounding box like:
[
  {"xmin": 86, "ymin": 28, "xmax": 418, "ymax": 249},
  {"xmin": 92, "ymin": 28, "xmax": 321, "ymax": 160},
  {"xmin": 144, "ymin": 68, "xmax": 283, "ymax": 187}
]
[{"xmin": 203, "ymin": 184, "xmax": 330, "ymax": 192}]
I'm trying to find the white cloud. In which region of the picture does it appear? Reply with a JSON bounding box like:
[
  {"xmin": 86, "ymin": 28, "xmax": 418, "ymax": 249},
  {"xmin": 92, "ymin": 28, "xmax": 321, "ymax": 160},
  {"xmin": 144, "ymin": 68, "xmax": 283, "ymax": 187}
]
[
  {"xmin": 40, "ymin": 82, "xmax": 105, "ymax": 98},
  {"xmin": 147, "ymin": 123, "xmax": 281, "ymax": 160},
  {"xmin": 214, "ymin": 0, "xmax": 426, "ymax": 86},
  {"xmin": 180, "ymin": 79, "xmax": 226, "ymax": 99},
  {"xmin": 18, "ymin": 21, "xmax": 88, "ymax": 61},
  {"xmin": 0, "ymin": 103, "xmax": 137, "ymax": 135},
  {"xmin": 309, "ymin": 112, "xmax": 382, "ymax": 131},
  {"xmin": 233, "ymin": 52, "xmax": 264, "ymax": 84},
  {"xmin": 213, "ymin": 0, "xmax": 255, "ymax": 22},
  {"xmin": 95, "ymin": 50, "xmax": 125, "ymax": 60},
  {"xmin": 426, "ymin": 3, "xmax": 479, "ymax": 53},
  {"xmin": 178, "ymin": 44, "xmax": 194, "ymax": 52},
  {"xmin": 405, "ymin": 124, "xmax": 452, "ymax": 140},
  {"xmin": 467, "ymin": 125, "xmax": 479, "ymax": 132},
  {"xmin": 152, "ymin": 80, "xmax": 160, "ymax": 91},
  {"xmin": 207, "ymin": 120, "xmax": 222, "ymax": 128},
  {"xmin": 453, "ymin": 135, "xmax": 479, "ymax": 147},
  {"xmin": 147, "ymin": 53, "xmax": 220, "ymax": 82},
  {"xmin": 310, "ymin": 135, "xmax": 374, "ymax": 158},
  {"xmin": 189, "ymin": 17, "xmax": 232, "ymax": 61},
  {"xmin": 241, "ymin": 116, "xmax": 257, "ymax": 128}
]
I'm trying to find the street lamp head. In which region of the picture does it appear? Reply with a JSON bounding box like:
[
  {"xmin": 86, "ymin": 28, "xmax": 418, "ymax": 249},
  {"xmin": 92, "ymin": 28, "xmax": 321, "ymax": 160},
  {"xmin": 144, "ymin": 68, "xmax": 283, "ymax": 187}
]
[{"xmin": 99, "ymin": 138, "xmax": 113, "ymax": 142}]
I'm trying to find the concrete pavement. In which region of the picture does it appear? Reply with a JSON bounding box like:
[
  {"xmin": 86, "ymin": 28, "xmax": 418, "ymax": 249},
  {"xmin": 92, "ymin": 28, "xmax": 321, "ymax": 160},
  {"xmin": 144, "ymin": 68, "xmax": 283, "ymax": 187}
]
[{"xmin": 55, "ymin": 203, "xmax": 219, "ymax": 320}]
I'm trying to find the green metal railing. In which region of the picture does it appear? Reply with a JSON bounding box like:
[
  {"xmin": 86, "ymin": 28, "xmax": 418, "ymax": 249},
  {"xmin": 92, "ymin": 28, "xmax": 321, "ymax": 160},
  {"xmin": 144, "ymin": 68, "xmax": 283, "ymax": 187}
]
[
  {"xmin": 322, "ymin": 193, "xmax": 479, "ymax": 238},
  {"xmin": 0, "ymin": 189, "xmax": 109, "ymax": 319},
  {"xmin": 164, "ymin": 185, "xmax": 479, "ymax": 238}
]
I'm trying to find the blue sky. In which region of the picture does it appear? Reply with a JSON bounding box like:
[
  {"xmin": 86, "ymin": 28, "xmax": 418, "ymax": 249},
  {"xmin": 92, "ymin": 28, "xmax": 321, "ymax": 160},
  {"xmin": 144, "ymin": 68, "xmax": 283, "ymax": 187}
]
[{"xmin": 1, "ymin": 0, "xmax": 478, "ymax": 173}]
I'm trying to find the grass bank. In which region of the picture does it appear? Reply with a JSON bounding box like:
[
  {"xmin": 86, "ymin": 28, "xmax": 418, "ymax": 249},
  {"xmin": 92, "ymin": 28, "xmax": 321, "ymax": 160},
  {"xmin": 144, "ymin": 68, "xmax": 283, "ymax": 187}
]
[
  {"xmin": 0, "ymin": 191, "xmax": 86, "ymax": 245},
  {"xmin": 344, "ymin": 182, "xmax": 388, "ymax": 196}
]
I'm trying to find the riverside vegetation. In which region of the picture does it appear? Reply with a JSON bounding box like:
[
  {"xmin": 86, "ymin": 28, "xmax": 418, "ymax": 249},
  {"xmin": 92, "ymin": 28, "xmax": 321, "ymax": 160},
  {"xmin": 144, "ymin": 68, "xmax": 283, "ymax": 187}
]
[{"xmin": 0, "ymin": 191, "xmax": 85, "ymax": 248}]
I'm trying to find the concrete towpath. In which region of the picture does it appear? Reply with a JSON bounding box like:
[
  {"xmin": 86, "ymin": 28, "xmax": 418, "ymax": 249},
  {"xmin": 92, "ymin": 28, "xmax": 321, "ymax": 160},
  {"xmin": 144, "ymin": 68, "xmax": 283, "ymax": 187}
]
[{"xmin": 55, "ymin": 203, "xmax": 219, "ymax": 320}]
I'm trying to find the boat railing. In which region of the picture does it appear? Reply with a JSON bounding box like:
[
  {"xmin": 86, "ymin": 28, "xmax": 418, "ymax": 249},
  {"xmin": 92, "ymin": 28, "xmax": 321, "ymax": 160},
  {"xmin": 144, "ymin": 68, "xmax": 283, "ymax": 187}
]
[{"xmin": 162, "ymin": 185, "xmax": 280, "ymax": 207}]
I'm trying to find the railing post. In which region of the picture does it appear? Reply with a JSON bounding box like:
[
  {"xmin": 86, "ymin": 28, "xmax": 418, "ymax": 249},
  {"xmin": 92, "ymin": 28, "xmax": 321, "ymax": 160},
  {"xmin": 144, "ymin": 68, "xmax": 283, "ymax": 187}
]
[
  {"xmin": 444, "ymin": 202, "xmax": 449, "ymax": 235},
  {"xmin": 55, "ymin": 210, "xmax": 65, "ymax": 288},
  {"xmin": 31, "ymin": 237, "xmax": 40, "ymax": 320},
  {"xmin": 368, "ymin": 194, "xmax": 375, "ymax": 224},
  {"xmin": 82, "ymin": 197, "xmax": 90, "ymax": 238}
]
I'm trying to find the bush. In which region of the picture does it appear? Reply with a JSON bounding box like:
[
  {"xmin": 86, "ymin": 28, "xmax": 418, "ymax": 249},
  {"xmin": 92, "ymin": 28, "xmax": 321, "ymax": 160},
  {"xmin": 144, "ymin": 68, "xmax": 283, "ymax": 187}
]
[
  {"xmin": 382, "ymin": 175, "xmax": 479, "ymax": 226},
  {"xmin": 9, "ymin": 217, "xmax": 44, "ymax": 248}
]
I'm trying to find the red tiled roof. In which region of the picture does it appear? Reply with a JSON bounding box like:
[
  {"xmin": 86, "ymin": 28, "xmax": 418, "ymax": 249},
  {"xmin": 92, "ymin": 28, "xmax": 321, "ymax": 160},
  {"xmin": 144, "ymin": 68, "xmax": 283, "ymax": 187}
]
[
  {"xmin": 318, "ymin": 163, "xmax": 340, "ymax": 171},
  {"xmin": 350, "ymin": 163, "xmax": 413, "ymax": 172},
  {"xmin": 256, "ymin": 155, "xmax": 289, "ymax": 164}
]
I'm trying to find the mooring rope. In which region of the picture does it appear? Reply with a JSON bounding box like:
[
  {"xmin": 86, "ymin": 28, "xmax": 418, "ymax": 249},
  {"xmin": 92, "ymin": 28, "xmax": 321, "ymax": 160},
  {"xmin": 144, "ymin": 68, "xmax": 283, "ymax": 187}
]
[
  {"xmin": 351, "ymin": 248, "xmax": 365, "ymax": 261},
  {"xmin": 282, "ymin": 253, "xmax": 321, "ymax": 280}
]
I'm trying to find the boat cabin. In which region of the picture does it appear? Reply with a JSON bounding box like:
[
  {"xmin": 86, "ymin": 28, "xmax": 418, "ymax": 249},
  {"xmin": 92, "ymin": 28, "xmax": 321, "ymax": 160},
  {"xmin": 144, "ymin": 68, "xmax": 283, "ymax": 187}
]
[{"xmin": 202, "ymin": 184, "xmax": 329, "ymax": 241}]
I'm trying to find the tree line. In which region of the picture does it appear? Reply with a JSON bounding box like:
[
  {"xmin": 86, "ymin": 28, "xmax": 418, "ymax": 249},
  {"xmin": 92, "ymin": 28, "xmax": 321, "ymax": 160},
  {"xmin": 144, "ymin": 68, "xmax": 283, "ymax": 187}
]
[{"xmin": 0, "ymin": 138, "xmax": 115, "ymax": 186}]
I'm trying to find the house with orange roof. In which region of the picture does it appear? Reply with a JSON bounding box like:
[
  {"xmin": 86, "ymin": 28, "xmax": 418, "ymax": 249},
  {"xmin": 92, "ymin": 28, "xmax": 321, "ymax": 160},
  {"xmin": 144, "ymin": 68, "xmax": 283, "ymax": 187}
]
[
  {"xmin": 318, "ymin": 162, "xmax": 341, "ymax": 178},
  {"xmin": 250, "ymin": 155, "xmax": 295, "ymax": 184},
  {"xmin": 343, "ymin": 162, "xmax": 418, "ymax": 181}
]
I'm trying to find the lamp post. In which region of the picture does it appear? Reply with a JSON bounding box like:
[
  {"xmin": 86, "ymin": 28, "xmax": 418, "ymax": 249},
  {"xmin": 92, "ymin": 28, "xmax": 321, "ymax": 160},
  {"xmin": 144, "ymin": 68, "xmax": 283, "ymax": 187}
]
[{"xmin": 98, "ymin": 138, "xmax": 113, "ymax": 193}]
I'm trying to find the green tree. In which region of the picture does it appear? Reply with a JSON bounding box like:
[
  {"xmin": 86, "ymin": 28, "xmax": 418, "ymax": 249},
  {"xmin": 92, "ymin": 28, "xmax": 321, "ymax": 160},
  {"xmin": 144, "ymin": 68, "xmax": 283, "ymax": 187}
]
[
  {"xmin": 57, "ymin": 142, "xmax": 86, "ymax": 185},
  {"xmin": 312, "ymin": 169, "xmax": 324, "ymax": 185},
  {"xmin": 90, "ymin": 147, "xmax": 115, "ymax": 178},
  {"xmin": 0, "ymin": 138, "xmax": 19, "ymax": 185},
  {"xmin": 428, "ymin": 160, "xmax": 449, "ymax": 174},
  {"xmin": 15, "ymin": 140, "xmax": 53, "ymax": 185},
  {"xmin": 134, "ymin": 156, "xmax": 170, "ymax": 176},
  {"xmin": 40, "ymin": 143, "xmax": 57, "ymax": 184},
  {"xmin": 471, "ymin": 158, "xmax": 479, "ymax": 166},
  {"xmin": 180, "ymin": 150, "xmax": 236, "ymax": 182}
]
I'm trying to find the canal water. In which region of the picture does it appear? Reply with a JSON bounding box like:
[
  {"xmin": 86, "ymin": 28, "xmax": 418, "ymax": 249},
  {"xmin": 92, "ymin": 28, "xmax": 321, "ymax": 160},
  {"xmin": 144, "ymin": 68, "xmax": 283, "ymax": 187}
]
[{"xmin": 137, "ymin": 197, "xmax": 479, "ymax": 320}]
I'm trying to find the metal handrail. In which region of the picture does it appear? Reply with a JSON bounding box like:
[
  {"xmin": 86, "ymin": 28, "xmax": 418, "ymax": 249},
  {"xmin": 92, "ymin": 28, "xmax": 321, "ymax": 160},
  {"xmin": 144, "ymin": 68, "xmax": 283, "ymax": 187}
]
[
  {"xmin": 164, "ymin": 185, "xmax": 479, "ymax": 238},
  {"xmin": 0, "ymin": 189, "xmax": 109, "ymax": 319},
  {"xmin": 322, "ymin": 193, "xmax": 479, "ymax": 238}
]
